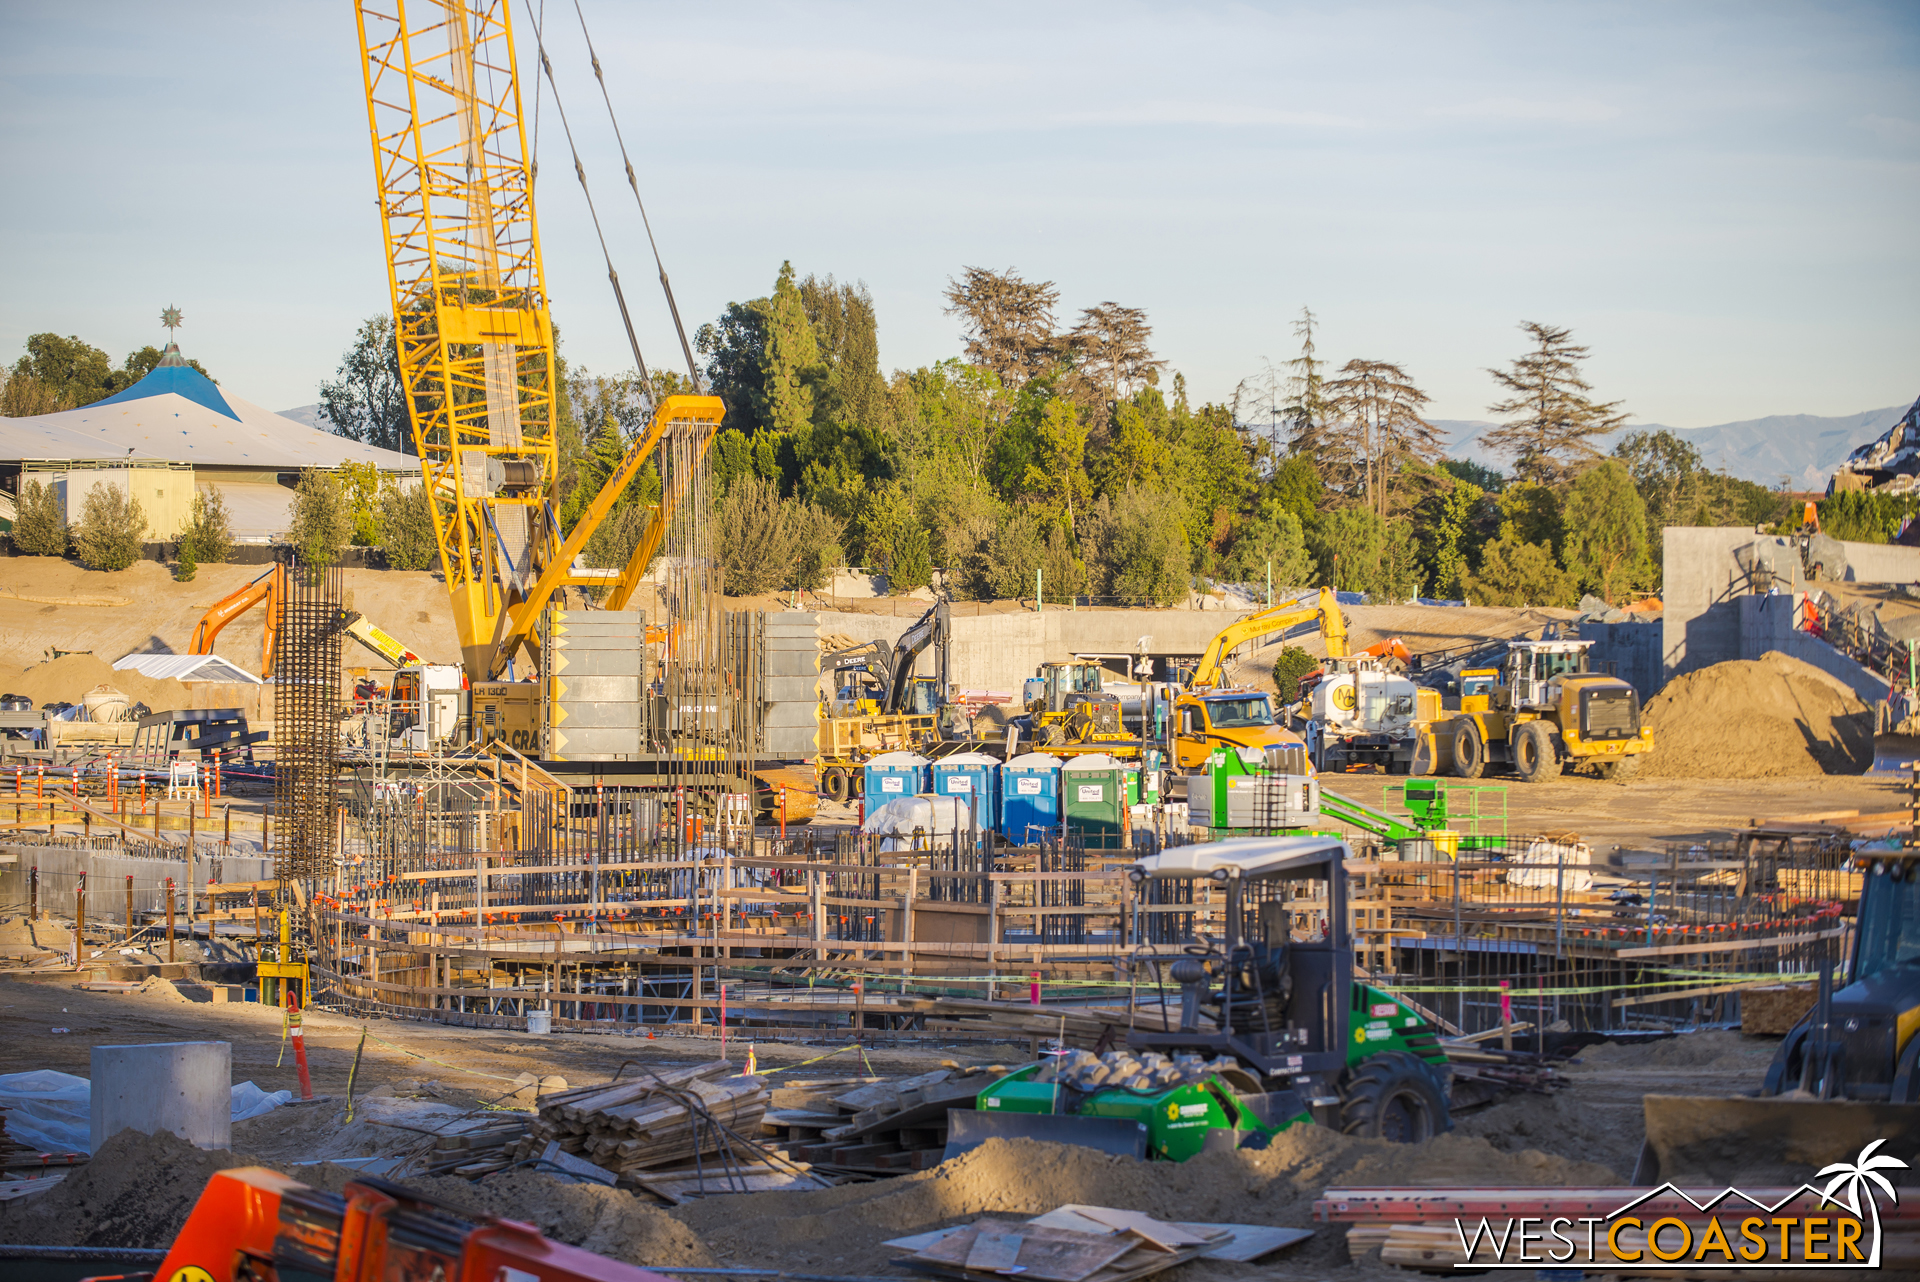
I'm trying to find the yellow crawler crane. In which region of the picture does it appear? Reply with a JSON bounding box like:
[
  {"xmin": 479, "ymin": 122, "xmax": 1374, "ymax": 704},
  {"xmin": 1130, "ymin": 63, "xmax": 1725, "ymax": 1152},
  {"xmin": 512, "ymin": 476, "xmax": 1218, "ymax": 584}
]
[{"xmin": 352, "ymin": 0, "xmax": 717, "ymax": 696}]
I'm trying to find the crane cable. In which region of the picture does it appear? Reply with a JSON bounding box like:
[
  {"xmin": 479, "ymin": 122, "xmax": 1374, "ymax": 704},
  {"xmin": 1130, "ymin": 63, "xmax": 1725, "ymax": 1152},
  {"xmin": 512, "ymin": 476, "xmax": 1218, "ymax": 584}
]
[
  {"xmin": 520, "ymin": 0, "xmax": 656, "ymax": 404},
  {"xmin": 570, "ymin": 0, "xmax": 704, "ymax": 392}
]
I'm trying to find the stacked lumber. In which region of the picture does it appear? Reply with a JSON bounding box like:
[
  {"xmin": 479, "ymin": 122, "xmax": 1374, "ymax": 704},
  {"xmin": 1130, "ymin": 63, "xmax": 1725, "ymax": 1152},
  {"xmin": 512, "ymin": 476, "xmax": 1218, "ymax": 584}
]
[
  {"xmin": 422, "ymin": 1116, "xmax": 534, "ymax": 1177},
  {"xmin": 898, "ymin": 995, "xmax": 1136, "ymax": 1049},
  {"xmin": 778, "ymin": 1067, "xmax": 986, "ymax": 1174},
  {"xmin": 507, "ymin": 1061, "xmax": 773, "ymax": 1178}
]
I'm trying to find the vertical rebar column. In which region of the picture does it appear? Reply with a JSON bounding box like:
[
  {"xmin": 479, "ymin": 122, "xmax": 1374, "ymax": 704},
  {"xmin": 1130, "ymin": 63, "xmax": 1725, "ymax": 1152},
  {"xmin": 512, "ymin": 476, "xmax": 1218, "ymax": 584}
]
[{"xmin": 274, "ymin": 562, "xmax": 344, "ymax": 891}]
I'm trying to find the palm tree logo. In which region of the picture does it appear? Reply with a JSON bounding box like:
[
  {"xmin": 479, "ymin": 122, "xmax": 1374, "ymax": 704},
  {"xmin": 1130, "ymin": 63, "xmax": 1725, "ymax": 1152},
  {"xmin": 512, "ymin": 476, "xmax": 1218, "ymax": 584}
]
[{"xmin": 1817, "ymin": 1139, "xmax": 1908, "ymax": 1267}]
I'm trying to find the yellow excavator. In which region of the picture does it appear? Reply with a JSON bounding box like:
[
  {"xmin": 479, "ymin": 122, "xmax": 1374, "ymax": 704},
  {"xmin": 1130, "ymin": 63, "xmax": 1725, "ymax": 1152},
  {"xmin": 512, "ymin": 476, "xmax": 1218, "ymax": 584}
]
[{"xmin": 1170, "ymin": 588, "xmax": 1347, "ymax": 772}]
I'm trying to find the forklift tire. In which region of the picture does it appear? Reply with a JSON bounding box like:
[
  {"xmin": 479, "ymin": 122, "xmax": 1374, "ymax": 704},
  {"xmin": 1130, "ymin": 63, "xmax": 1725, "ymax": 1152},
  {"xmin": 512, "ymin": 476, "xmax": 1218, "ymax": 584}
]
[
  {"xmin": 1452, "ymin": 720, "xmax": 1487, "ymax": 780},
  {"xmin": 1511, "ymin": 722, "xmax": 1556, "ymax": 783},
  {"xmin": 1341, "ymin": 1052, "xmax": 1451, "ymax": 1143},
  {"xmin": 823, "ymin": 768, "xmax": 850, "ymax": 804}
]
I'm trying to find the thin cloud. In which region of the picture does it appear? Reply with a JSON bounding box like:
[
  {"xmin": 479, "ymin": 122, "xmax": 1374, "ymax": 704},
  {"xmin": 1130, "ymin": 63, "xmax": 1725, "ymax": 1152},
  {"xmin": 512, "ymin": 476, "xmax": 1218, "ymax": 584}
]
[
  {"xmin": 1050, "ymin": 103, "xmax": 1364, "ymax": 129},
  {"xmin": 1427, "ymin": 96, "xmax": 1623, "ymax": 124}
]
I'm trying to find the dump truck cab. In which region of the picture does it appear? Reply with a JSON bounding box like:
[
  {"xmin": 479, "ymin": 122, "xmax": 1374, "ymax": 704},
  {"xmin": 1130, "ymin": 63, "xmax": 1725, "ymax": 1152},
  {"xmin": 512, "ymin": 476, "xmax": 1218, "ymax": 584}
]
[
  {"xmin": 1443, "ymin": 639, "xmax": 1653, "ymax": 782},
  {"xmin": 1171, "ymin": 690, "xmax": 1306, "ymax": 772}
]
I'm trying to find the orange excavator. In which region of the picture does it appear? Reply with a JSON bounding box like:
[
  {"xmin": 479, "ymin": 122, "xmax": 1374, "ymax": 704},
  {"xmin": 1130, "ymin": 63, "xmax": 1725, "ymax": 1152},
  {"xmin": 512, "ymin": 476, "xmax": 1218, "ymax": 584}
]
[
  {"xmin": 112, "ymin": 1167, "xmax": 673, "ymax": 1282},
  {"xmin": 190, "ymin": 564, "xmax": 428, "ymax": 679},
  {"xmin": 189, "ymin": 564, "xmax": 286, "ymax": 678}
]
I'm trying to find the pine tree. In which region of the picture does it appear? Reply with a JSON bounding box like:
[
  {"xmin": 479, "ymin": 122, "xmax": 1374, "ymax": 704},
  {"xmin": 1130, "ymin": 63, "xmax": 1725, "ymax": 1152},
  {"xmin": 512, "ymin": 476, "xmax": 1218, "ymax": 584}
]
[
  {"xmin": 1281, "ymin": 308, "xmax": 1331, "ymax": 464},
  {"xmin": 759, "ymin": 262, "xmax": 821, "ymax": 434},
  {"xmin": 943, "ymin": 267, "xmax": 1060, "ymax": 388},
  {"xmin": 1482, "ymin": 322, "xmax": 1627, "ymax": 484},
  {"xmin": 1562, "ymin": 459, "xmax": 1649, "ymax": 604},
  {"xmin": 1321, "ymin": 359, "xmax": 1441, "ymax": 518},
  {"xmin": 175, "ymin": 534, "xmax": 198, "ymax": 582}
]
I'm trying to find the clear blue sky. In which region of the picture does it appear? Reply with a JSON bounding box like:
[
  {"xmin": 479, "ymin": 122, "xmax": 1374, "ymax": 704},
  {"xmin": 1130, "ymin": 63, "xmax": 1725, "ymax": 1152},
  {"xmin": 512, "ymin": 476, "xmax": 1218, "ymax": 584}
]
[{"xmin": 1, "ymin": 1, "xmax": 1915, "ymax": 426}]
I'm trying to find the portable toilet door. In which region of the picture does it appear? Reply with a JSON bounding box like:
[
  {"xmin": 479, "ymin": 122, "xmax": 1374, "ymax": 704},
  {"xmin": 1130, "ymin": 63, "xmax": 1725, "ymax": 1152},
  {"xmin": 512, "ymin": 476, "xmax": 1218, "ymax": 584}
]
[
  {"xmin": 999, "ymin": 752, "xmax": 1062, "ymax": 844},
  {"xmin": 864, "ymin": 752, "xmax": 930, "ymax": 806},
  {"xmin": 1061, "ymin": 754, "xmax": 1126, "ymax": 848},
  {"xmin": 1138, "ymin": 748, "xmax": 1163, "ymax": 804},
  {"xmin": 930, "ymin": 752, "xmax": 1000, "ymax": 832}
]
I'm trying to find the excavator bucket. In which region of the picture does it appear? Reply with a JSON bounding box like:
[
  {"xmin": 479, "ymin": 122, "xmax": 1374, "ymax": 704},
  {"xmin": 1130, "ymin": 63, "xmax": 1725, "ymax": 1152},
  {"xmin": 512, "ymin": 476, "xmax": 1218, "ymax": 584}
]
[
  {"xmin": 1637, "ymin": 1094, "xmax": 1920, "ymax": 1187},
  {"xmin": 942, "ymin": 1109, "xmax": 1150, "ymax": 1162}
]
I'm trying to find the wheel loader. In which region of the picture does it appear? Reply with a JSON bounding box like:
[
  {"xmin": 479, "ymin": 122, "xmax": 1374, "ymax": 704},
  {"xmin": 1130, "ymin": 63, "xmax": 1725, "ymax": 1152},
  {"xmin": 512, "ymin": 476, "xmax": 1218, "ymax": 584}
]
[
  {"xmin": 1635, "ymin": 844, "xmax": 1920, "ymax": 1186},
  {"xmin": 1409, "ymin": 638, "xmax": 1653, "ymax": 782},
  {"xmin": 948, "ymin": 836, "xmax": 1455, "ymax": 1161}
]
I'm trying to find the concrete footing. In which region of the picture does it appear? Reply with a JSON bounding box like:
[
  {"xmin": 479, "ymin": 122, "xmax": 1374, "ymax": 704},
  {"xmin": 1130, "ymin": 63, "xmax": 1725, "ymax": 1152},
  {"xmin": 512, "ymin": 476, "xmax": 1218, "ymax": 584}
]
[{"xmin": 89, "ymin": 1040, "xmax": 230, "ymax": 1152}]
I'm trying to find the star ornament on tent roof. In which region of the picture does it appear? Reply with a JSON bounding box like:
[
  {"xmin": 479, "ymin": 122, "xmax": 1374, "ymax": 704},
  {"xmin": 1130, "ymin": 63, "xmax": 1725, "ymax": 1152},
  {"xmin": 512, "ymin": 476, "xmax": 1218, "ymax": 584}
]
[{"xmin": 160, "ymin": 305, "xmax": 183, "ymax": 335}]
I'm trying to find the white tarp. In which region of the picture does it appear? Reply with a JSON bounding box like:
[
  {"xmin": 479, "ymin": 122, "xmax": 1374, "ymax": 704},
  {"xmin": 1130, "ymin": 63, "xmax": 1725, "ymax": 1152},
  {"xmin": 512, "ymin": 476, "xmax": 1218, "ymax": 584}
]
[
  {"xmin": 0, "ymin": 1069, "xmax": 289, "ymax": 1153},
  {"xmin": 862, "ymin": 794, "xmax": 975, "ymax": 842}
]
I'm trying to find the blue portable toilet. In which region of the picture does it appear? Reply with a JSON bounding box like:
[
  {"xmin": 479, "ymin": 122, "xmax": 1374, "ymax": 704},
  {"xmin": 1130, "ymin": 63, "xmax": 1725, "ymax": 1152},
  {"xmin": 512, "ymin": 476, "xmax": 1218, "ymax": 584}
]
[
  {"xmin": 864, "ymin": 752, "xmax": 930, "ymax": 806},
  {"xmin": 999, "ymin": 752, "xmax": 1062, "ymax": 844},
  {"xmin": 930, "ymin": 752, "xmax": 1000, "ymax": 832}
]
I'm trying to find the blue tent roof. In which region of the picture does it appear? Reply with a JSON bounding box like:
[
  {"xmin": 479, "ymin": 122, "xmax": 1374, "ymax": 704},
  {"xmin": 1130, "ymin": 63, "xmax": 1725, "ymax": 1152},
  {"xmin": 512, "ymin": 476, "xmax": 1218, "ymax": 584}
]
[{"xmin": 90, "ymin": 343, "xmax": 241, "ymax": 422}]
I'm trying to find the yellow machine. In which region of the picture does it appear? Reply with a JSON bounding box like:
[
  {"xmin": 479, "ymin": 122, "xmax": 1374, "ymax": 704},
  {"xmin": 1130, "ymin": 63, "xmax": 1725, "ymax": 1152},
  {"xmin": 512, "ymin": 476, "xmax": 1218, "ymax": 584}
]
[
  {"xmin": 1170, "ymin": 588, "xmax": 1346, "ymax": 772},
  {"xmin": 1020, "ymin": 661, "xmax": 1139, "ymax": 759},
  {"xmin": 351, "ymin": 1, "xmax": 715, "ymax": 742},
  {"xmin": 1413, "ymin": 638, "xmax": 1653, "ymax": 782}
]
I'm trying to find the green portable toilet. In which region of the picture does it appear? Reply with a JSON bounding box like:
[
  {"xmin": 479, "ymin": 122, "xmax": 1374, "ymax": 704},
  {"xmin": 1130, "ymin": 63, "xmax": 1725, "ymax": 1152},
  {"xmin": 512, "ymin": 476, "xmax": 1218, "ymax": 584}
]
[{"xmin": 1061, "ymin": 753, "xmax": 1126, "ymax": 848}]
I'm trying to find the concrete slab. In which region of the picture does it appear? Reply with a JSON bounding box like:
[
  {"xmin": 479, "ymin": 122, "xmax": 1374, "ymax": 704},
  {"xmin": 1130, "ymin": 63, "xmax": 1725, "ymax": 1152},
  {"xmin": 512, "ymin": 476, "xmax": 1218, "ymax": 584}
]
[{"xmin": 89, "ymin": 1040, "xmax": 230, "ymax": 1153}]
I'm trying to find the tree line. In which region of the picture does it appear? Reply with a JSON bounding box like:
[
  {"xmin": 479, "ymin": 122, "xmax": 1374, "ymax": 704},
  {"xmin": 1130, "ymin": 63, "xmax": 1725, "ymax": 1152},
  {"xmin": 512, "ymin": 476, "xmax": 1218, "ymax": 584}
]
[{"xmin": 2, "ymin": 287, "xmax": 1812, "ymax": 605}]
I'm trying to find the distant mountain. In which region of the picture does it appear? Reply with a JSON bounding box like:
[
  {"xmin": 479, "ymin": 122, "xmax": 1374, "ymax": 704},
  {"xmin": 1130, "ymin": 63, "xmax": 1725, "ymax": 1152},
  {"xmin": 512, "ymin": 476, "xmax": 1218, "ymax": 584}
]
[
  {"xmin": 278, "ymin": 403, "xmax": 331, "ymax": 432},
  {"xmin": 1433, "ymin": 405, "xmax": 1910, "ymax": 491}
]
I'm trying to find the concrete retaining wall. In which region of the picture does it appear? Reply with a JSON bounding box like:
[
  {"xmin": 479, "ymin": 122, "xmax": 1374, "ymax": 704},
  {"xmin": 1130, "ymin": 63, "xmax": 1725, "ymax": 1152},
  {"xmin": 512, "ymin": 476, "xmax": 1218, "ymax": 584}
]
[
  {"xmin": 1738, "ymin": 593, "xmax": 1892, "ymax": 703},
  {"xmin": 1662, "ymin": 527, "xmax": 1920, "ymax": 682}
]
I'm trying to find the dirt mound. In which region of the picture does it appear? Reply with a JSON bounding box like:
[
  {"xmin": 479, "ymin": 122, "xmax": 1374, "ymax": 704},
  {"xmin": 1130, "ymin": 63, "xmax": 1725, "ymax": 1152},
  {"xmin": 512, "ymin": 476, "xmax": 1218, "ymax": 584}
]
[
  {"xmin": 397, "ymin": 1170, "xmax": 714, "ymax": 1268},
  {"xmin": 1639, "ymin": 652, "xmax": 1872, "ymax": 778},
  {"xmin": 0, "ymin": 1127, "xmax": 254, "ymax": 1247},
  {"xmin": 673, "ymin": 1131, "xmax": 1619, "ymax": 1276},
  {"xmin": 1568, "ymin": 1029, "xmax": 1773, "ymax": 1074}
]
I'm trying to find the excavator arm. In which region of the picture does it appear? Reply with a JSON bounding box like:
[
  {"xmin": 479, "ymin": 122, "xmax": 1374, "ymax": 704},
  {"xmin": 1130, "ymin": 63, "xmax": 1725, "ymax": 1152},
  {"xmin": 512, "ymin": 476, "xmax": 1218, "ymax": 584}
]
[
  {"xmin": 885, "ymin": 600, "xmax": 950, "ymax": 713},
  {"xmin": 1188, "ymin": 586, "xmax": 1347, "ymax": 690},
  {"xmin": 189, "ymin": 563, "xmax": 284, "ymax": 679}
]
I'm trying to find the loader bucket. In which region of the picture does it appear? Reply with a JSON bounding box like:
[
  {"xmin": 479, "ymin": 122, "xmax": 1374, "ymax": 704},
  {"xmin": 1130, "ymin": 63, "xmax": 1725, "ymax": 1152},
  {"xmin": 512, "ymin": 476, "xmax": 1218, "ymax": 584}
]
[
  {"xmin": 1870, "ymin": 733, "xmax": 1920, "ymax": 775},
  {"xmin": 1637, "ymin": 1095, "xmax": 1920, "ymax": 1187},
  {"xmin": 1410, "ymin": 723, "xmax": 1453, "ymax": 777},
  {"xmin": 942, "ymin": 1108, "xmax": 1150, "ymax": 1163}
]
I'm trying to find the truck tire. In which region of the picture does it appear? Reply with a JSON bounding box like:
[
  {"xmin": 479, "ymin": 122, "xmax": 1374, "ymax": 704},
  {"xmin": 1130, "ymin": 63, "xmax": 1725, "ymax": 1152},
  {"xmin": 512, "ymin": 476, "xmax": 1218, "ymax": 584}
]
[
  {"xmin": 1341, "ymin": 1051, "xmax": 1451, "ymax": 1143},
  {"xmin": 823, "ymin": 768, "xmax": 850, "ymax": 804},
  {"xmin": 1452, "ymin": 720, "xmax": 1487, "ymax": 779},
  {"xmin": 1512, "ymin": 722, "xmax": 1556, "ymax": 783}
]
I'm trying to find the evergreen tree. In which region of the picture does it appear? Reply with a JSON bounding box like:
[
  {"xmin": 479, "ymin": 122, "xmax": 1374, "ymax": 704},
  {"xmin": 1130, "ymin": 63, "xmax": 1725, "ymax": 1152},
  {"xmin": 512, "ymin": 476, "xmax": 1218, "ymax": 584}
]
[
  {"xmin": 1562, "ymin": 459, "xmax": 1650, "ymax": 604},
  {"xmin": 1271, "ymin": 646, "xmax": 1318, "ymax": 702},
  {"xmin": 1464, "ymin": 534, "xmax": 1577, "ymax": 607},
  {"xmin": 1085, "ymin": 487, "xmax": 1191, "ymax": 606},
  {"xmin": 1412, "ymin": 474, "xmax": 1487, "ymax": 600},
  {"xmin": 760, "ymin": 261, "xmax": 821, "ymax": 435},
  {"xmin": 1306, "ymin": 507, "xmax": 1420, "ymax": 599},
  {"xmin": 889, "ymin": 525, "xmax": 933, "ymax": 595},
  {"xmin": 1281, "ymin": 308, "xmax": 1332, "ymax": 466},
  {"xmin": 1321, "ymin": 358, "xmax": 1441, "ymax": 518},
  {"xmin": 943, "ymin": 267, "xmax": 1060, "ymax": 388},
  {"xmin": 1482, "ymin": 321, "xmax": 1627, "ymax": 484},
  {"xmin": 801, "ymin": 275, "xmax": 891, "ymax": 436}
]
